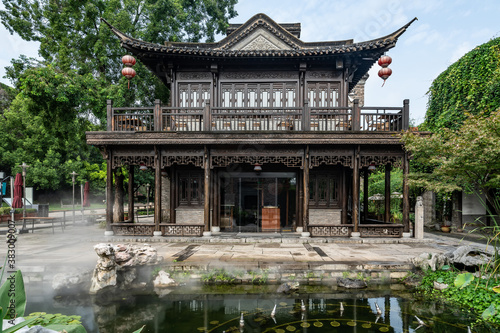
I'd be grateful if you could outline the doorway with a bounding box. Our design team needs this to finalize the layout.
[219,172,296,232]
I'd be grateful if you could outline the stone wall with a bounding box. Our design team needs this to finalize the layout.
[309,209,341,225]
[176,207,204,224]
[422,191,436,227]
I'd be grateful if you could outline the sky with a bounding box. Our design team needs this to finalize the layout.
[1,0,499,124]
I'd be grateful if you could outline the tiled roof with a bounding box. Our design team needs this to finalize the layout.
[101,14,417,59]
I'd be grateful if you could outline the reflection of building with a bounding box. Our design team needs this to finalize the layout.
[87,14,417,237]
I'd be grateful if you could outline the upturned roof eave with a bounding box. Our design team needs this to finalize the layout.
[101,16,417,58]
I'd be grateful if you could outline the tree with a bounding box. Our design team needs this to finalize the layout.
[402,110,500,207]
[423,37,500,132]
[1,0,237,109]
[0,0,237,192]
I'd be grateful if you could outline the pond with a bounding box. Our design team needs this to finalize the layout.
[26,285,496,333]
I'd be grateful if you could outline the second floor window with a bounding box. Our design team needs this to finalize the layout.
[221,83,297,108]
[308,82,339,108]
[178,83,211,107]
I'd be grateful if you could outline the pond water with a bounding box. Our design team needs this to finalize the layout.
[26,285,496,333]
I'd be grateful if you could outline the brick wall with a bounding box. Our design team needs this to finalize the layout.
[309,209,342,225]
[348,74,368,107]
[176,207,204,224]
[161,175,171,222]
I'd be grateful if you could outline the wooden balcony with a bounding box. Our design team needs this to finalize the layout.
[106,99,409,133]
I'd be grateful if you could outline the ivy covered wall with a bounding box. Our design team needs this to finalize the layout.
[424,37,500,131]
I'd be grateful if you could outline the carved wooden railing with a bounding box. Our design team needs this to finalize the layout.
[107,99,409,133]
[309,225,353,237]
[309,223,404,237]
[111,223,205,236]
[112,223,155,236]
[358,224,404,238]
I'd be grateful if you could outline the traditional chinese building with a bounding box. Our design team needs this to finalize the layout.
[87,14,417,238]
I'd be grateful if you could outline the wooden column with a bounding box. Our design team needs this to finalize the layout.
[302,146,310,232]
[154,147,162,232]
[352,147,360,233]
[128,165,135,223]
[204,147,211,232]
[385,164,392,222]
[106,151,113,232]
[352,99,360,131]
[107,100,113,131]
[212,169,219,228]
[363,168,369,222]
[170,166,176,224]
[296,172,303,229]
[403,152,410,233]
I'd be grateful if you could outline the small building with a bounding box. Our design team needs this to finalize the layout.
[87,14,416,238]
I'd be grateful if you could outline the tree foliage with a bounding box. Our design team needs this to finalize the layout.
[0,0,237,192]
[423,37,500,131]
[402,110,500,203]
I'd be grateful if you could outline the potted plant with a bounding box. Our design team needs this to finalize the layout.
[441,220,451,233]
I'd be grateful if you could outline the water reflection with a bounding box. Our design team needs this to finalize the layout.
[27,286,495,333]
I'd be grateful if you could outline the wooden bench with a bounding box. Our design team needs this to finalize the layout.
[20,216,60,233]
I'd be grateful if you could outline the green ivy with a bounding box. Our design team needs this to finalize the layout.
[424,37,500,132]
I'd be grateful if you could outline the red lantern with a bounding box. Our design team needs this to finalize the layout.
[122,55,136,67]
[122,67,136,89]
[378,67,392,86]
[378,55,392,68]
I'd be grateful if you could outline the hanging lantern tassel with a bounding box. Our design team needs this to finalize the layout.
[122,67,136,89]
[121,55,137,89]
[378,67,392,87]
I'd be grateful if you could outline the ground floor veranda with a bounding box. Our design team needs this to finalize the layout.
[103,144,411,238]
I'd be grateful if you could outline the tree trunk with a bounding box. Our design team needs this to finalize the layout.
[113,168,125,222]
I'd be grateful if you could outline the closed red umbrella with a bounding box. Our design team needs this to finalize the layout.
[83,181,90,207]
[12,173,23,208]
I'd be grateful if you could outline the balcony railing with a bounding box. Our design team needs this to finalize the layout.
[107,99,409,133]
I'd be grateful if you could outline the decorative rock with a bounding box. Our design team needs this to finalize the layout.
[153,271,179,288]
[433,281,449,290]
[337,278,367,289]
[276,281,299,293]
[444,246,493,268]
[90,243,162,294]
[52,270,92,294]
[410,252,448,271]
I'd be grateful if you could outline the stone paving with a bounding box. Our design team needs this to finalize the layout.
[2,217,487,288]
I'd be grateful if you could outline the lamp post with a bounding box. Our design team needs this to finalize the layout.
[19,162,30,233]
[70,171,78,224]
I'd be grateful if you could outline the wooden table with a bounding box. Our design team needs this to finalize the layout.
[20,216,59,233]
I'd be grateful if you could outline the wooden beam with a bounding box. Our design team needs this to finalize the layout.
[154,147,162,231]
[204,147,211,232]
[106,152,113,231]
[302,146,310,231]
[363,168,369,222]
[352,146,360,232]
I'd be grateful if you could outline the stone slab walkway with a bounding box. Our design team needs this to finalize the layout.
[2,220,487,289]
